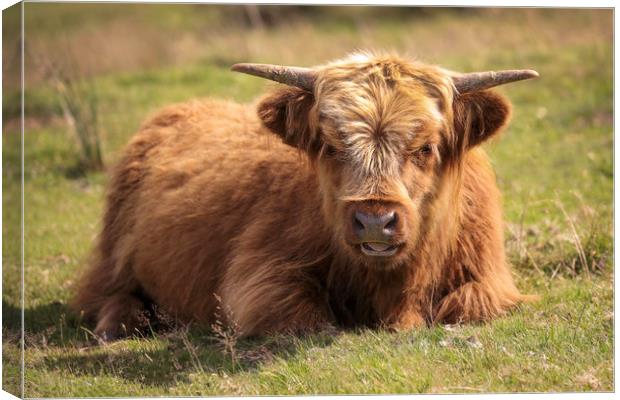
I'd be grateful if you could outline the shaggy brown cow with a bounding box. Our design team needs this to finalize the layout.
[72,52,538,340]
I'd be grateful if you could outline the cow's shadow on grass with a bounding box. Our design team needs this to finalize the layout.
[42,331,336,388]
[3,298,73,336]
[3,299,338,389]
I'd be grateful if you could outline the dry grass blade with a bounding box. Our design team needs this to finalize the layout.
[446,386,486,392]
[506,223,543,276]
[211,294,243,372]
[178,324,205,374]
[554,192,589,278]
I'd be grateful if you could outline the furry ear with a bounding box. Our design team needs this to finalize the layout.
[257,86,321,154]
[452,90,512,151]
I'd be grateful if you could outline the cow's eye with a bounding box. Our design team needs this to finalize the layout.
[323,145,338,158]
[419,144,432,155]
[410,144,433,166]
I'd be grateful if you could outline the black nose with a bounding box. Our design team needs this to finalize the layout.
[353,210,397,241]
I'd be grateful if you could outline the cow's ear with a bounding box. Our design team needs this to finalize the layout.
[257,86,321,154]
[452,90,512,150]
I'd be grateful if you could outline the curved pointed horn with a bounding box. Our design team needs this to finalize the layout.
[453,69,539,94]
[231,63,316,91]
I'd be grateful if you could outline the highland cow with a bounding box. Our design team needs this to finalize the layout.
[72,52,538,340]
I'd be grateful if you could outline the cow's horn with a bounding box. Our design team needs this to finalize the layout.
[231,63,316,91]
[453,69,539,94]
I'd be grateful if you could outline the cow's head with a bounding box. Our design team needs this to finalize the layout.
[233,53,537,268]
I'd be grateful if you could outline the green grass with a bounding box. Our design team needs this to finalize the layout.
[2,6,613,396]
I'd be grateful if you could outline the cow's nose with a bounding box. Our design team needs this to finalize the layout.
[353,210,397,241]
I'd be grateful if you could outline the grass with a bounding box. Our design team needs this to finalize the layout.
[2,5,613,396]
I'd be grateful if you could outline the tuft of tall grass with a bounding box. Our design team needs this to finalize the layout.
[506,192,610,279]
[35,54,104,172]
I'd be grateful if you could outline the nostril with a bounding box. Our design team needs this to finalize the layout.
[353,212,366,234]
[384,211,398,231]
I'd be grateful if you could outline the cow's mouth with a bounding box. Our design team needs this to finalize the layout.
[360,242,400,257]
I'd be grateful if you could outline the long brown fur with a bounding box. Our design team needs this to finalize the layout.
[72,52,534,339]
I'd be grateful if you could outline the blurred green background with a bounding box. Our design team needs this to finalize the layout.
[2,4,613,396]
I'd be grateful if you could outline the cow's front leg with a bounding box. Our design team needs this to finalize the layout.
[219,263,334,337]
[433,280,526,324]
[377,297,427,331]
[388,308,426,331]
[221,287,334,337]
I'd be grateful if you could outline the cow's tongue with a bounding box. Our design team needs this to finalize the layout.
[365,242,390,252]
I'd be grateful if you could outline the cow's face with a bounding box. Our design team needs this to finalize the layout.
[256,54,515,268]
[312,60,451,266]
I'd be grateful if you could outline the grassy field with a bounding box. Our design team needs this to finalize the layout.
[2,5,613,396]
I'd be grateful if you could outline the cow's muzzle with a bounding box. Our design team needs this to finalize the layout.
[347,202,406,257]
